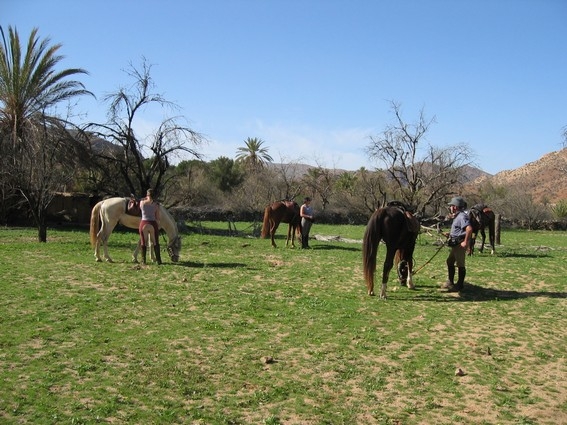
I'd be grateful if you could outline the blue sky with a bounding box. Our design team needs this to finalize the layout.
[5,0,567,174]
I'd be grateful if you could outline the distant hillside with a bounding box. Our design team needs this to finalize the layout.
[270,162,491,182]
[472,148,567,204]
[272,150,567,205]
[461,164,492,183]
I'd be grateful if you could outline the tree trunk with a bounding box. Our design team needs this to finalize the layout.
[37,213,48,243]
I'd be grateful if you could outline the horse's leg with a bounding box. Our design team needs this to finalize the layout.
[94,235,103,262]
[292,224,296,248]
[406,257,415,289]
[93,217,105,262]
[291,223,296,248]
[395,250,415,290]
[286,223,295,248]
[395,250,404,285]
[380,247,396,299]
[132,240,140,263]
[271,221,279,248]
[479,227,486,253]
[98,220,118,263]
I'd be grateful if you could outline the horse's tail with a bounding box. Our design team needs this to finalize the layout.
[362,208,384,293]
[261,206,271,238]
[89,201,102,247]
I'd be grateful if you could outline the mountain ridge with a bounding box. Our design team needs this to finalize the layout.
[472,148,567,204]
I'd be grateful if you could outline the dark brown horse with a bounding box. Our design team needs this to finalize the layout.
[261,200,302,248]
[362,203,420,298]
[468,204,496,255]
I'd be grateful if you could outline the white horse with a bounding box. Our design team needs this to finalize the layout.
[89,197,181,263]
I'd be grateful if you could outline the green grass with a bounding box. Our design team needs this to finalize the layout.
[0,224,566,424]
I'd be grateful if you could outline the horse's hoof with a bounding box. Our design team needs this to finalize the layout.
[368,291,375,296]
[105,259,114,263]
[95,258,102,263]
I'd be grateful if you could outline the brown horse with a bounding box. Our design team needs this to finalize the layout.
[261,200,302,248]
[362,203,420,298]
[468,204,496,255]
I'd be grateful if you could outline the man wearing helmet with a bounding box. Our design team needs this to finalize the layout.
[443,196,473,292]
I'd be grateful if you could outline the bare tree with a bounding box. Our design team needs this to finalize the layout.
[301,166,335,210]
[86,58,204,198]
[367,101,474,215]
[272,155,305,201]
[232,167,279,215]
[13,119,90,240]
[354,167,389,213]
[500,185,550,229]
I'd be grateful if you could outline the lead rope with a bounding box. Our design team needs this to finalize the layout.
[412,236,449,276]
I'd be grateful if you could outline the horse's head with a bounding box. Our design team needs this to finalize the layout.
[167,235,182,262]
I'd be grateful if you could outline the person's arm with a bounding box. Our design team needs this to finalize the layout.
[461,225,473,250]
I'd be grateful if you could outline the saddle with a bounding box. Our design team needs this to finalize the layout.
[387,201,420,234]
[126,197,142,217]
[471,203,487,213]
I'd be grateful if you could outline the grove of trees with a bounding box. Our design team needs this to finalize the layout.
[1,26,565,240]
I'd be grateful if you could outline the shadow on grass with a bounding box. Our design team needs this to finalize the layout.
[174,261,249,269]
[495,252,551,258]
[457,282,567,301]
[313,244,360,252]
[394,282,567,302]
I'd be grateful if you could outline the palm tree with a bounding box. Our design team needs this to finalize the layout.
[235,137,274,172]
[0,26,92,241]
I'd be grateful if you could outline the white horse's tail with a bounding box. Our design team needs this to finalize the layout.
[90,201,102,247]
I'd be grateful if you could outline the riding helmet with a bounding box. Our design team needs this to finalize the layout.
[448,196,467,209]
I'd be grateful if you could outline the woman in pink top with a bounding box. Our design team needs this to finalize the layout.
[139,189,162,264]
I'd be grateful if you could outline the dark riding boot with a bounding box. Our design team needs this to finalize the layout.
[443,265,455,289]
[455,267,466,291]
[302,235,309,249]
[141,246,147,265]
[154,245,162,265]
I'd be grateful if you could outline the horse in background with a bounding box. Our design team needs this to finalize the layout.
[89,197,181,263]
[362,202,420,299]
[468,204,496,255]
[261,200,302,248]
